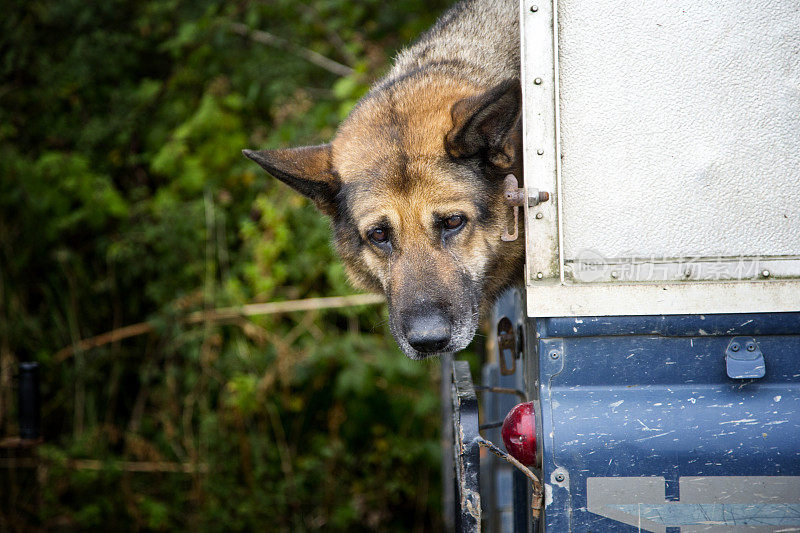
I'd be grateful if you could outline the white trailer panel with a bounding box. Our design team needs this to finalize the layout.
[521,0,800,317]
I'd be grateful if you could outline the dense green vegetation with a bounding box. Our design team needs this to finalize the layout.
[0,0,456,529]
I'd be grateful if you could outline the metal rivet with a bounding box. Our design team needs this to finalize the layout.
[535,212,543,219]
[555,473,565,482]
[746,343,756,352]
[536,148,544,155]
[549,350,560,360]
[536,272,544,279]
[730,343,740,352]
[610,271,619,279]
[762,270,771,278]
[534,78,543,85]
[530,5,539,12]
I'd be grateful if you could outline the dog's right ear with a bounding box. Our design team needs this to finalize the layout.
[445,79,522,169]
[242,144,339,216]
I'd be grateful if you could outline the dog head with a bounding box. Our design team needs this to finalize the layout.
[244,77,524,359]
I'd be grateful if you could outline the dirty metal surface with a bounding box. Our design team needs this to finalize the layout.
[452,360,481,531]
[557,0,800,262]
[539,313,800,339]
[531,312,800,532]
[482,288,536,532]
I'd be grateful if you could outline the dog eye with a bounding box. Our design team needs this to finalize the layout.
[442,215,465,231]
[368,227,389,244]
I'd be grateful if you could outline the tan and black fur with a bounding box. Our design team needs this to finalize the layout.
[244,0,523,359]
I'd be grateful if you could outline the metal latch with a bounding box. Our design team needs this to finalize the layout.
[501,174,549,242]
[725,337,766,379]
[497,316,519,375]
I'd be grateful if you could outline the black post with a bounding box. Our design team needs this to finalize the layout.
[18,362,40,440]
[452,360,481,532]
[512,469,529,533]
[441,353,456,532]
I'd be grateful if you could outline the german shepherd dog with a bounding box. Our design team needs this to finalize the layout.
[244,0,522,360]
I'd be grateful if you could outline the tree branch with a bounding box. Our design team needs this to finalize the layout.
[0,457,209,473]
[53,293,385,362]
[229,22,355,78]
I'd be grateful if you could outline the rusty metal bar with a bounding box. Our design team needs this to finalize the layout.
[451,360,544,530]
[475,436,543,522]
[473,385,527,403]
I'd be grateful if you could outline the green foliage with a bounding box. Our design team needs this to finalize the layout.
[0,0,455,530]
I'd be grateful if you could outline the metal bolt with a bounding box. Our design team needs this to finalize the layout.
[549,350,560,360]
[762,270,771,278]
[528,189,550,207]
[730,343,740,352]
[534,77,543,85]
[746,343,756,352]
[536,272,544,279]
[536,148,544,155]
[530,5,539,12]
[610,271,619,279]
[555,473,565,482]
[536,212,543,219]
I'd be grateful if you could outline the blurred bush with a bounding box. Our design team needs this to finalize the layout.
[0,0,453,530]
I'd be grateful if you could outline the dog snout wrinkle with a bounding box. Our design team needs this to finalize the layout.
[404,313,451,353]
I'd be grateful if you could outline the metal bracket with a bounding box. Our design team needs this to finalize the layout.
[502,174,549,242]
[725,336,766,379]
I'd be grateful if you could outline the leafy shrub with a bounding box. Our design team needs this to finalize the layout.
[0,0,454,530]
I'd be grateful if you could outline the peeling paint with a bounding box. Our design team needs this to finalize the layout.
[544,484,553,507]
[535,308,800,531]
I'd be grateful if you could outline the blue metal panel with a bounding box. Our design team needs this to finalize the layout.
[541,312,800,338]
[533,313,800,532]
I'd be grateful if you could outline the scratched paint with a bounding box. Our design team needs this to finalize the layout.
[533,313,800,532]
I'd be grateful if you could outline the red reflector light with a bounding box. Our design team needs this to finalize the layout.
[501,401,537,466]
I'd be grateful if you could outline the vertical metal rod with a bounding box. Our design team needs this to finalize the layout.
[18,362,40,440]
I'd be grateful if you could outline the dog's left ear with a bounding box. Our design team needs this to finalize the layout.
[242,144,339,216]
[445,79,522,169]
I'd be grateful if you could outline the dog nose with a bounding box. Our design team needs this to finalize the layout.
[404,314,451,353]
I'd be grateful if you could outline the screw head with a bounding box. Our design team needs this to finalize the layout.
[610,271,619,279]
[530,5,539,12]
[536,212,543,219]
[730,343,740,352]
[746,343,756,352]
[536,148,544,155]
[549,350,559,360]
[536,272,544,279]
[555,473,565,482]
[762,269,771,278]
[534,77,543,85]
